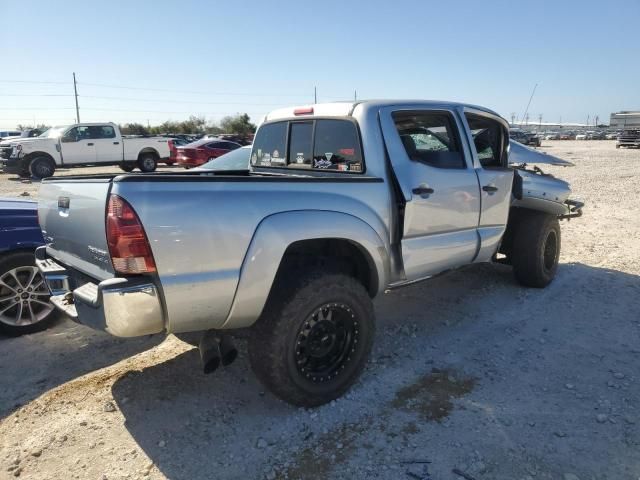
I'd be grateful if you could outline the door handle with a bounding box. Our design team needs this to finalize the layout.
[87,143,94,146]
[412,186,435,196]
[482,185,498,193]
[113,141,120,145]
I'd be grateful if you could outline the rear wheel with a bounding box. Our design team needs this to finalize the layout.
[28,156,55,179]
[249,269,375,407]
[0,252,57,336]
[512,211,561,288]
[137,153,157,172]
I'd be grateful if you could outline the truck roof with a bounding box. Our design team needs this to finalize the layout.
[263,99,504,123]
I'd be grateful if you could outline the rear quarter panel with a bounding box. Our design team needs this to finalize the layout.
[0,204,43,254]
[111,177,391,332]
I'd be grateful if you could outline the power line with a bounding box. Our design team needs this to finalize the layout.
[0,79,69,85]
[79,95,291,106]
[0,94,74,97]
[78,81,314,98]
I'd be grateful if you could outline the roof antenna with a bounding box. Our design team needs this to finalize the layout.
[521,83,537,128]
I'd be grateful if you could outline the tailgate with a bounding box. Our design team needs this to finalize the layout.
[38,177,115,281]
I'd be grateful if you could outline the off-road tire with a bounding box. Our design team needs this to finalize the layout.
[137,153,157,173]
[248,269,375,407]
[119,163,135,172]
[0,252,58,336]
[512,211,561,288]
[28,155,56,179]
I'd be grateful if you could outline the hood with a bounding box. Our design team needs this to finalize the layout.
[508,140,574,166]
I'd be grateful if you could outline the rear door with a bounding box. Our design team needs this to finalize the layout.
[92,125,122,163]
[60,126,97,164]
[379,106,481,280]
[462,109,514,262]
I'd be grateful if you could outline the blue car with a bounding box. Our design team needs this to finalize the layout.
[0,198,56,335]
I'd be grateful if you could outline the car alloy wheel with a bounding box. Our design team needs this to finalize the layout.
[0,266,53,327]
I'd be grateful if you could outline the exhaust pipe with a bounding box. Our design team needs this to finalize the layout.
[219,335,238,367]
[199,330,221,374]
[199,331,238,373]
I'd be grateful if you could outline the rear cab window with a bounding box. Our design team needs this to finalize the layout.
[251,119,364,173]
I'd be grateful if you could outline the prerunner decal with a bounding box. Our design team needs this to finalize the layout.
[314,158,333,169]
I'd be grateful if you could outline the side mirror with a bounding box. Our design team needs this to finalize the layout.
[61,135,75,143]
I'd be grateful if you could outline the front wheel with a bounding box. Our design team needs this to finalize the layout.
[248,270,375,407]
[119,163,135,172]
[0,252,57,335]
[28,156,56,179]
[512,211,561,288]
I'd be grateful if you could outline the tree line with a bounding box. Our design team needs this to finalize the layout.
[17,113,256,136]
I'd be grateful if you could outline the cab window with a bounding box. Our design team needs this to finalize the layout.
[251,119,364,173]
[393,111,465,169]
[288,122,313,169]
[312,120,362,172]
[465,114,508,168]
[251,122,287,167]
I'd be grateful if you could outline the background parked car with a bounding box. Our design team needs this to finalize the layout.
[0,130,22,141]
[194,144,252,171]
[176,138,242,168]
[0,198,56,335]
[509,130,541,147]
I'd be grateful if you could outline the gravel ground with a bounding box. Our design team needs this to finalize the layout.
[1,140,639,480]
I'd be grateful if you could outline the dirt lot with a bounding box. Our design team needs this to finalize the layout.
[1,141,639,480]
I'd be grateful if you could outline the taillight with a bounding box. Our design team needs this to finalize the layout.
[106,195,156,274]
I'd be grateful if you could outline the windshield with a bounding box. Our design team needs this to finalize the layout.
[196,146,251,171]
[39,126,68,138]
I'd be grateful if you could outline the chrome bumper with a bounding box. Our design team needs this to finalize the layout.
[35,247,165,337]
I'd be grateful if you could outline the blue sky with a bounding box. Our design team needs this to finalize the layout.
[1,0,638,128]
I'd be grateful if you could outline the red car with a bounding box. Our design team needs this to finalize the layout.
[175,138,242,168]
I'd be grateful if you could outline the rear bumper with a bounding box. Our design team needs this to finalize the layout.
[35,247,165,337]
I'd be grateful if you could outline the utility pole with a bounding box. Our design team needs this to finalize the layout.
[538,114,543,129]
[314,86,317,104]
[73,72,80,123]
[511,112,516,126]
[354,90,357,102]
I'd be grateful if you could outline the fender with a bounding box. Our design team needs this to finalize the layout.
[221,210,390,329]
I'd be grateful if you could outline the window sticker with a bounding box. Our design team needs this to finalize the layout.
[339,148,355,156]
[350,162,362,172]
[262,153,271,166]
[251,153,257,164]
[314,158,333,169]
[338,164,349,171]
[296,153,304,164]
[325,152,333,162]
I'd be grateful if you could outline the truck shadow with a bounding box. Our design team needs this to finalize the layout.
[109,262,640,480]
[0,318,162,418]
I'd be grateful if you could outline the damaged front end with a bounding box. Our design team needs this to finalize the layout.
[509,140,584,219]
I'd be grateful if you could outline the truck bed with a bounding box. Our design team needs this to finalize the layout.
[38,170,391,334]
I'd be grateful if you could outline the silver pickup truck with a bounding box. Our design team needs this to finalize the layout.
[36,100,582,406]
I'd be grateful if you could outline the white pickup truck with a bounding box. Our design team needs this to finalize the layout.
[0,123,173,178]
